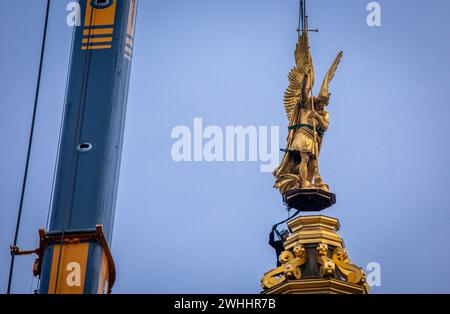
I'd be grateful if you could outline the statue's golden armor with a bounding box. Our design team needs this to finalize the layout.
[290,107,329,157]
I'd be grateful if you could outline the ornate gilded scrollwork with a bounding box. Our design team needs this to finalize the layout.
[315,244,368,290]
[261,242,307,289]
[316,243,336,278]
[331,247,367,287]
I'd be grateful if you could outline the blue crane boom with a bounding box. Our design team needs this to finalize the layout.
[9,0,139,294]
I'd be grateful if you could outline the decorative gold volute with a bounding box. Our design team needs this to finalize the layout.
[316,243,335,278]
[332,247,368,288]
[261,242,307,290]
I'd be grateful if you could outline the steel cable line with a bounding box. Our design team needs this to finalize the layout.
[7,0,52,295]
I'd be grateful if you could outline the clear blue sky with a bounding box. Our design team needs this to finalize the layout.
[1,0,450,293]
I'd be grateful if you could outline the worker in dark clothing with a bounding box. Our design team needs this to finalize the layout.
[269,225,289,267]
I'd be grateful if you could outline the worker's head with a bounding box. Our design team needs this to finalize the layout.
[281,230,289,241]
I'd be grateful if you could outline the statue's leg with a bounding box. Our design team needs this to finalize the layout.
[307,156,316,185]
[299,152,310,188]
[312,158,329,191]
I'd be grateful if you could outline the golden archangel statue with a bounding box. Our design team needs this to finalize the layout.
[274,31,343,196]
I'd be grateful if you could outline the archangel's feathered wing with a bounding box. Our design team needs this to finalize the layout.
[274,33,314,187]
[283,32,314,123]
[318,51,343,103]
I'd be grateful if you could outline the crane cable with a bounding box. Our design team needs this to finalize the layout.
[7,0,52,295]
[273,207,302,230]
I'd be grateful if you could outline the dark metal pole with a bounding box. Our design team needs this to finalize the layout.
[297,0,318,34]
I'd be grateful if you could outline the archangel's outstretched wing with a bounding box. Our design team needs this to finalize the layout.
[283,32,314,123]
[318,51,343,103]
